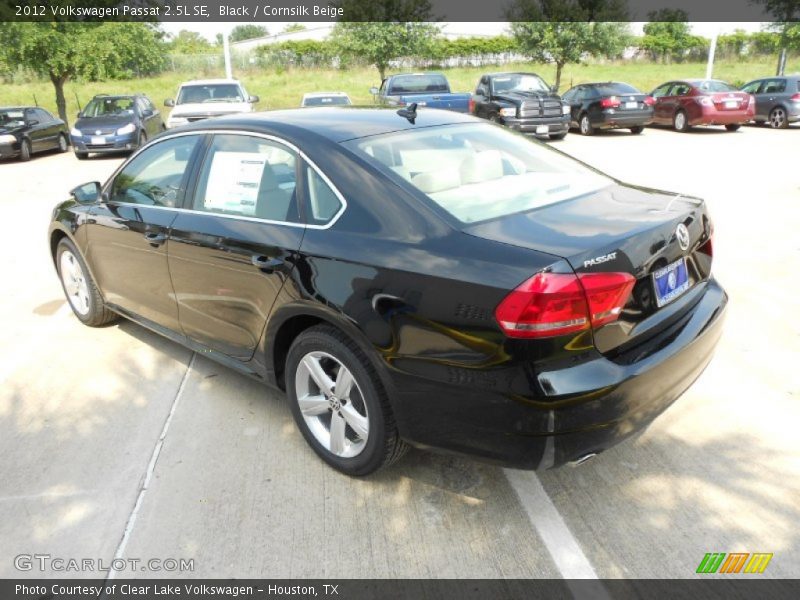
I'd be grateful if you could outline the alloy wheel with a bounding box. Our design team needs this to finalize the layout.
[294,351,369,458]
[60,250,91,316]
[674,112,686,131]
[769,107,787,129]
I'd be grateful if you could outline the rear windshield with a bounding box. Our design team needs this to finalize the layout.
[303,96,351,107]
[177,84,244,104]
[491,74,549,94]
[694,80,737,93]
[344,123,612,225]
[82,97,135,117]
[387,75,449,95]
[592,83,639,96]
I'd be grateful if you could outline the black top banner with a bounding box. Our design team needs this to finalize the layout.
[2,0,798,22]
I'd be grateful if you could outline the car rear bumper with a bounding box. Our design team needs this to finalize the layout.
[595,109,653,129]
[503,116,570,138]
[693,109,754,126]
[389,277,727,469]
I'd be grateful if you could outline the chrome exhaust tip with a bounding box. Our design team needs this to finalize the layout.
[569,453,597,467]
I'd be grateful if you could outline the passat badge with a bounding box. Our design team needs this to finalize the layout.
[676,224,690,251]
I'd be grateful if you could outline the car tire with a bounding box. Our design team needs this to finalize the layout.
[75,151,88,160]
[285,325,407,476]
[138,130,148,148]
[56,238,118,327]
[769,106,788,129]
[489,113,501,124]
[579,113,594,136]
[549,132,567,140]
[725,124,741,132]
[673,110,690,132]
[57,134,69,152]
[19,139,31,161]
[629,126,644,134]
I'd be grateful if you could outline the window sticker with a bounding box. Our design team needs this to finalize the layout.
[203,152,266,216]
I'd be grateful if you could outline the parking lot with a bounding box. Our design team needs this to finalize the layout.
[1,123,798,581]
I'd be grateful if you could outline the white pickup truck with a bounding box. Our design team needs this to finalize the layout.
[164,79,259,129]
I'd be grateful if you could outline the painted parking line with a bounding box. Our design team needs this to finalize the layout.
[504,469,611,597]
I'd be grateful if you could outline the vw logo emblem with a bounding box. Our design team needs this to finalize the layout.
[667,270,677,290]
[675,224,690,251]
[95,130,102,135]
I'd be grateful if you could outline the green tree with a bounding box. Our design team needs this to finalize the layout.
[640,10,695,64]
[507,1,630,90]
[754,0,800,74]
[229,25,269,43]
[0,22,166,124]
[168,30,213,54]
[331,0,440,80]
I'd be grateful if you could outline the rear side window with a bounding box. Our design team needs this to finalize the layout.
[109,135,200,207]
[763,79,786,94]
[388,74,449,94]
[305,166,343,225]
[192,134,299,222]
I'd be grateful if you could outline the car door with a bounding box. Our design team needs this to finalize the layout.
[167,132,306,360]
[139,97,161,137]
[473,77,490,118]
[561,87,580,125]
[34,108,61,149]
[762,78,787,118]
[650,83,674,124]
[24,108,47,152]
[742,79,765,119]
[86,134,205,332]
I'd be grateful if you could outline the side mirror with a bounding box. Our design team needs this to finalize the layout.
[369,87,379,96]
[70,181,101,204]
[142,109,153,117]
[164,99,175,107]
[249,95,259,103]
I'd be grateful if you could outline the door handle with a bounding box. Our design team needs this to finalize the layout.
[144,232,167,247]
[251,255,284,273]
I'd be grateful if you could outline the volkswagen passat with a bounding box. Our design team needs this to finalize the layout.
[49,108,726,475]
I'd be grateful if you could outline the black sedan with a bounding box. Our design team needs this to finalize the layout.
[561,82,655,135]
[49,108,726,475]
[0,106,69,161]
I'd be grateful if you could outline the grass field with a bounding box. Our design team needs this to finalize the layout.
[2,58,798,123]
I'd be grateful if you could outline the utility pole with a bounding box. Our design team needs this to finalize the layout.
[705,28,719,80]
[223,32,233,79]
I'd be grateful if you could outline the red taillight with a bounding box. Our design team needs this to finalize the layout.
[600,96,621,109]
[494,271,635,339]
[791,93,800,102]
[468,98,475,114]
[644,96,655,106]
[699,221,714,258]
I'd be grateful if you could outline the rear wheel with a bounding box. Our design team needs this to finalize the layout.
[19,139,31,161]
[56,238,118,326]
[286,325,407,476]
[673,110,690,132]
[629,125,644,134]
[57,134,68,152]
[579,113,594,136]
[769,106,788,129]
[725,124,741,132]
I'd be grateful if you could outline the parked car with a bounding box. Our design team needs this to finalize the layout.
[370,72,471,113]
[561,82,655,135]
[471,72,570,140]
[70,94,164,159]
[164,79,258,128]
[0,106,69,161]
[650,79,754,132]
[301,92,352,107]
[741,75,800,129]
[49,107,726,475]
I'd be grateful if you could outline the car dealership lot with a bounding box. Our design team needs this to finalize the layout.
[1,125,798,580]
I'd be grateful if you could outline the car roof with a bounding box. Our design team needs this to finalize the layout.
[178,107,477,143]
[302,92,350,98]
[487,72,543,78]
[0,106,32,110]
[179,79,242,86]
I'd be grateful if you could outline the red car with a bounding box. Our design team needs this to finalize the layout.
[650,79,755,132]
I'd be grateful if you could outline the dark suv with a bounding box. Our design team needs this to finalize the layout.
[70,94,164,159]
[741,75,800,129]
[471,72,570,140]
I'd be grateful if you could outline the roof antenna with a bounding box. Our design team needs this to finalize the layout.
[397,102,418,124]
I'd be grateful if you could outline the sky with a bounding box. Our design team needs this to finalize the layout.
[160,21,768,42]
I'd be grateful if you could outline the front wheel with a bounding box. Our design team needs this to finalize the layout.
[286,325,407,476]
[57,134,68,152]
[56,238,118,327]
[19,139,31,161]
[629,126,644,134]
[579,113,594,136]
[137,130,148,149]
[725,124,741,132]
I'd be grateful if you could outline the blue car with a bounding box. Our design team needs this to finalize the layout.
[70,94,164,159]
